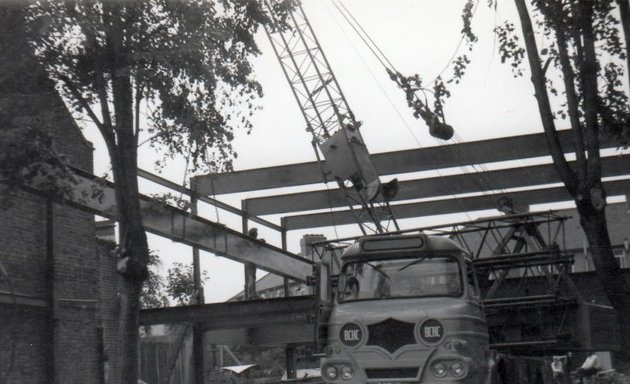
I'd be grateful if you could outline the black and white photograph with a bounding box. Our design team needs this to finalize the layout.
[1,0,629,383]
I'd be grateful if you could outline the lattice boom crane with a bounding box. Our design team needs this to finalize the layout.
[263,1,399,235]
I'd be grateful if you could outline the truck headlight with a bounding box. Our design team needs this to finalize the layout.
[340,364,355,380]
[323,365,338,380]
[431,362,448,378]
[450,360,468,378]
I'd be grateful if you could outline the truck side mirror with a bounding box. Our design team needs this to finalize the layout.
[314,261,333,350]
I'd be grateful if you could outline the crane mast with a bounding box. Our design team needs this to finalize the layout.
[263,1,399,235]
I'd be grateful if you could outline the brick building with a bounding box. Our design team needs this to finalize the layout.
[0,6,118,383]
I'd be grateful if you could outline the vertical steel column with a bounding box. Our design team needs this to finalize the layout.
[242,201,256,300]
[190,193,205,384]
[45,197,57,384]
[285,344,297,380]
[281,226,290,297]
[280,222,296,379]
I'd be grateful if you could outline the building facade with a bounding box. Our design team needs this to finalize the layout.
[0,6,118,383]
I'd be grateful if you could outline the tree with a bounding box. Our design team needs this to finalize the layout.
[24,1,294,382]
[510,0,630,357]
[425,0,630,355]
[140,251,169,309]
[166,262,209,306]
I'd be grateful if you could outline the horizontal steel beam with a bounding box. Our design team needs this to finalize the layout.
[281,179,630,230]
[52,170,313,282]
[138,169,283,232]
[244,156,630,215]
[139,295,315,327]
[192,130,618,195]
[204,324,313,345]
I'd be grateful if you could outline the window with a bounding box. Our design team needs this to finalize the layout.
[338,254,463,302]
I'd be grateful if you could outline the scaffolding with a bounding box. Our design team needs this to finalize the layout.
[310,210,620,354]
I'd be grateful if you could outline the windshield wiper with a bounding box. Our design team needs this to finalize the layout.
[398,254,430,272]
[359,257,390,280]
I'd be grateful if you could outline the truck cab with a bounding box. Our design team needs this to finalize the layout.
[319,233,491,383]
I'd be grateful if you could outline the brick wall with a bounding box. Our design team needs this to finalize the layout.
[98,238,120,384]
[0,5,108,384]
[0,193,103,383]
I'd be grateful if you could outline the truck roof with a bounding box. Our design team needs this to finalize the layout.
[341,233,466,260]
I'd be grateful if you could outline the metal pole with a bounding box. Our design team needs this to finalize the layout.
[280,223,296,379]
[191,192,205,384]
[285,344,297,380]
[46,197,57,384]
[281,227,290,297]
[242,201,256,300]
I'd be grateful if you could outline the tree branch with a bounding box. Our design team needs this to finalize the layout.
[514,0,578,194]
[65,1,116,139]
[59,74,116,153]
[616,0,630,86]
[578,0,603,188]
[554,7,587,181]
[134,79,143,146]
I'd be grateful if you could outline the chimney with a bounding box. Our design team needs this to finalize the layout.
[300,234,327,260]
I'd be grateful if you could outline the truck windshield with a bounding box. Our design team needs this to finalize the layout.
[338,255,462,302]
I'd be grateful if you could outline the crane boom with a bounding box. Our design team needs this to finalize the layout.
[263,1,399,234]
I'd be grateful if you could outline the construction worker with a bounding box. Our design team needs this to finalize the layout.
[576,352,601,384]
[551,355,567,384]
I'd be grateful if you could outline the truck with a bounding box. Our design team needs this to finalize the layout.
[318,233,492,383]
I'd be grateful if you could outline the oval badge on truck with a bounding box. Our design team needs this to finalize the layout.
[340,323,363,347]
[419,319,444,344]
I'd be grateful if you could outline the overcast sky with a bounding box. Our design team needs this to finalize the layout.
[84,1,595,302]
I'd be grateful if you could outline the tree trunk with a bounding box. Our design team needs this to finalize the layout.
[102,3,151,382]
[576,198,630,358]
[113,142,150,384]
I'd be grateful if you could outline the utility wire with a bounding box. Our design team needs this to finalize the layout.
[331,0,398,71]
[327,0,511,222]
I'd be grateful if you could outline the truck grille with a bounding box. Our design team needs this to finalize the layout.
[365,368,419,379]
[367,318,416,353]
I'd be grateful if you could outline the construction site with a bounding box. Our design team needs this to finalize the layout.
[1,1,629,384]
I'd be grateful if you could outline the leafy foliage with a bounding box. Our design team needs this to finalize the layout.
[529,0,629,146]
[140,256,212,308]
[495,21,526,76]
[140,251,169,309]
[166,262,209,306]
[0,126,76,201]
[388,0,485,141]
[27,0,293,174]
[387,69,454,140]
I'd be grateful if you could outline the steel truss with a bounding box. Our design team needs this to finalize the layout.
[443,212,580,353]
